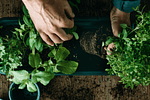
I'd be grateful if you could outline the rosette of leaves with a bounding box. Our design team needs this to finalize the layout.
[104,6,150,89]
[8,4,79,92]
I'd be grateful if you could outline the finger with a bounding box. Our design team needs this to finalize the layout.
[48,33,64,44]
[39,31,54,46]
[107,47,113,55]
[54,28,73,41]
[64,3,75,19]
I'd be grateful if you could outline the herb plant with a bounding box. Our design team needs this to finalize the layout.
[104,6,150,89]
[0,3,79,92]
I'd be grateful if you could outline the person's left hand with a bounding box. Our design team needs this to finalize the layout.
[105,6,131,55]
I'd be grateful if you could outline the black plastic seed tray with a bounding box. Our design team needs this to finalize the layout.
[0,17,112,75]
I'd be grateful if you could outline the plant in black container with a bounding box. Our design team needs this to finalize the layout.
[104,6,150,89]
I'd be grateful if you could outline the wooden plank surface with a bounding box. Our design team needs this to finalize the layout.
[0,0,150,100]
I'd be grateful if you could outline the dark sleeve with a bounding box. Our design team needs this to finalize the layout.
[113,0,141,13]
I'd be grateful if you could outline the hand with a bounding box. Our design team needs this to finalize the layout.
[105,6,131,55]
[22,0,75,46]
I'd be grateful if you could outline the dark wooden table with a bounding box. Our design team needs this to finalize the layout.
[0,0,150,100]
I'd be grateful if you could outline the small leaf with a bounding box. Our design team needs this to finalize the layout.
[122,29,128,38]
[105,37,114,46]
[72,32,79,40]
[35,37,43,52]
[26,80,37,92]
[23,5,29,17]
[18,83,26,89]
[120,23,128,28]
[23,15,32,27]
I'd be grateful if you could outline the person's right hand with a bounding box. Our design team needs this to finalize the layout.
[22,0,75,46]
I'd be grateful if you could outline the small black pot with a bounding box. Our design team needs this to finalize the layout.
[9,82,40,100]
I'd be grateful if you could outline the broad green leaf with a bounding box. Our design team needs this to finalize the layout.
[29,53,42,68]
[57,61,78,74]
[55,47,70,62]
[9,70,30,84]
[72,32,79,40]
[23,15,32,27]
[26,80,37,92]
[33,71,55,86]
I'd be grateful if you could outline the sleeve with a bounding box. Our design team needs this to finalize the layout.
[113,0,141,13]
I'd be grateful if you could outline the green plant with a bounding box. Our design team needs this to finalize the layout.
[104,6,150,89]
[0,4,79,92]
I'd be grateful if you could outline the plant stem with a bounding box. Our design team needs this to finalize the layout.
[32,47,35,55]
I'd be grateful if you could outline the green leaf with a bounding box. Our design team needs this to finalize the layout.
[18,83,26,89]
[29,38,36,49]
[105,37,114,46]
[23,15,32,27]
[29,53,42,68]
[48,48,56,57]
[32,71,55,86]
[72,32,79,40]
[122,29,128,38]
[118,73,124,78]
[57,61,78,74]
[26,80,37,92]
[131,84,134,89]
[35,37,43,52]
[9,70,30,84]
[55,47,70,62]
[23,5,29,17]
[120,23,128,29]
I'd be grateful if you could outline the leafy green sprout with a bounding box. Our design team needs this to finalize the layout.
[104,5,150,90]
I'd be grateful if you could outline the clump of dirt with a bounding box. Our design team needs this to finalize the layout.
[80,26,113,59]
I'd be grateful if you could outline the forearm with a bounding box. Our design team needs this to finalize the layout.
[113,0,141,13]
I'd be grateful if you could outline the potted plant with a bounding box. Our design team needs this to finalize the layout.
[0,0,80,97]
[9,82,40,100]
[104,6,150,89]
